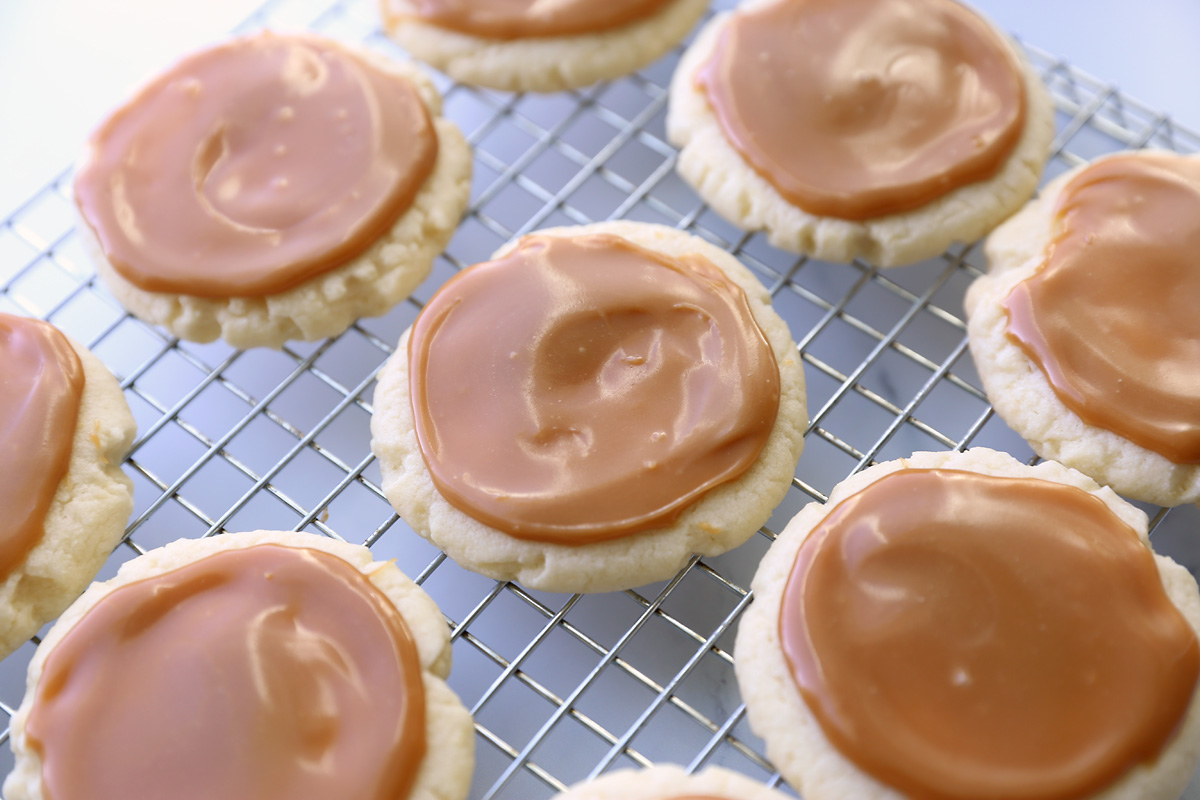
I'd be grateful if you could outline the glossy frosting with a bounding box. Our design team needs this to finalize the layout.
[25,545,427,800]
[0,314,84,582]
[780,469,1199,800]
[394,0,674,39]
[74,33,438,298]
[696,0,1026,220]
[1004,153,1200,463]
[408,233,781,544]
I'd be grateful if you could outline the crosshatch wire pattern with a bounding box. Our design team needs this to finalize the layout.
[2,0,1200,796]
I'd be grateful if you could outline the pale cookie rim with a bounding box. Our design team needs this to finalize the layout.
[965,150,1200,507]
[78,35,472,350]
[554,763,793,799]
[3,531,476,800]
[370,220,807,594]
[381,0,707,93]
[735,447,1200,800]
[0,330,135,660]
[666,1,1056,267]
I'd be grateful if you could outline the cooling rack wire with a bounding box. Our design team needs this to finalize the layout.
[2,0,1199,796]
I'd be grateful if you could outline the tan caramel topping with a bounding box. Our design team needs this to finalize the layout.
[780,469,1199,800]
[1004,153,1200,463]
[0,314,84,582]
[409,233,781,544]
[25,545,427,800]
[390,0,674,39]
[696,0,1026,221]
[74,33,438,298]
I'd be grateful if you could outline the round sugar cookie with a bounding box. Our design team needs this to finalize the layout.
[736,448,1200,800]
[75,33,472,350]
[554,764,792,799]
[666,0,1055,267]
[370,220,807,593]
[966,150,1200,507]
[381,0,706,92]
[1,316,135,661]
[3,531,475,800]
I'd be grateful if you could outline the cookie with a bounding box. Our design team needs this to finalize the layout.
[75,32,471,349]
[371,220,806,593]
[380,0,706,92]
[3,531,475,800]
[554,764,792,799]
[0,314,135,660]
[966,150,1200,507]
[667,0,1055,267]
[736,448,1200,800]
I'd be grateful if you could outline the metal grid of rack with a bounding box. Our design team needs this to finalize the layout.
[2,0,1199,796]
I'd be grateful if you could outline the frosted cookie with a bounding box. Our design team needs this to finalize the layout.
[967,151,1200,507]
[555,764,791,799]
[380,0,706,92]
[371,221,806,593]
[75,32,471,349]
[0,314,135,660]
[736,447,1200,800]
[4,531,475,800]
[667,0,1055,267]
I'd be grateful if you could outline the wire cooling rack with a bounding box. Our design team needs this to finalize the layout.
[3,0,1200,796]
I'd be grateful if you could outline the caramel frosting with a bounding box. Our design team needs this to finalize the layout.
[25,545,427,800]
[0,314,84,582]
[74,33,438,298]
[393,0,675,39]
[696,0,1027,221]
[1004,153,1200,464]
[408,233,781,544]
[780,469,1199,800]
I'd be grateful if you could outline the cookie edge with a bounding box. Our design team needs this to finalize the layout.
[3,530,476,800]
[77,39,472,350]
[370,219,807,593]
[554,764,793,798]
[964,150,1200,507]
[665,5,1056,267]
[734,447,1200,800]
[0,331,135,660]
[381,0,706,92]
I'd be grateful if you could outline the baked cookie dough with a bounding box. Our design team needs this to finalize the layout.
[554,764,792,799]
[3,531,475,800]
[380,0,706,92]
[667,0,1055,267]
[75,33,471,350]
[1,315,135,660]
[967,151,1200,507]
[736,448,1200,800]
[370,220,806,593]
